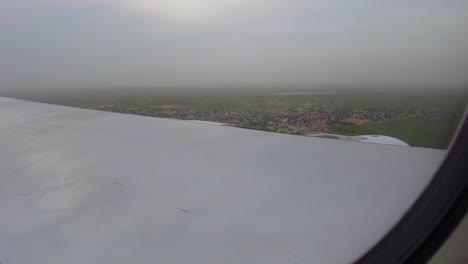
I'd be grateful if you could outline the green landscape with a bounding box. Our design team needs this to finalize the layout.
[2,88,466,149]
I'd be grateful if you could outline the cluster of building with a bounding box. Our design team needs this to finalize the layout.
[92,102,452,135]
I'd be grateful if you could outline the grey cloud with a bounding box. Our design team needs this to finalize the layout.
[1,0,467,90]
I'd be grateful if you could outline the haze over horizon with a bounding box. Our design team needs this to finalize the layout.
[1,0,468,91]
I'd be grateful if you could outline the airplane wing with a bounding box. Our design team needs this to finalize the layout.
[0,96,445,264]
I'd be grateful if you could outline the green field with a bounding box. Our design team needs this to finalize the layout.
[330,119,461,149]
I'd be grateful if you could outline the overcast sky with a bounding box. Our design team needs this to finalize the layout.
[1,0,468,90]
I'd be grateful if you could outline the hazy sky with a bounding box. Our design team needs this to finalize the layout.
[1,0,468,90]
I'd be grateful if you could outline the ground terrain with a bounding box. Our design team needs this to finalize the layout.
[2,88,466,149]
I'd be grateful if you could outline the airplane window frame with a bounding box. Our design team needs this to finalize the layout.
[356,111,468,264]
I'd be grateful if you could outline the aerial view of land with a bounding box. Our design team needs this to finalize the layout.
[2,87,466,149]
